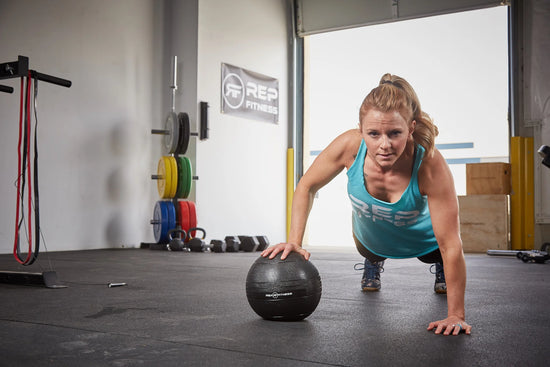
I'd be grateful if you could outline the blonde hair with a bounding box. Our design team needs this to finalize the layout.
[359,73,438,156]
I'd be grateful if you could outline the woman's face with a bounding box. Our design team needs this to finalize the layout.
[360,108,415,170]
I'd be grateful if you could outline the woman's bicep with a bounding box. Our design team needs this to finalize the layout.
[422,152,461,249]
[428,190,461,250]
[299,130,360,193]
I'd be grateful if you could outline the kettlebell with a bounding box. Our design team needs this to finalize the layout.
[186,227,207,252]
[168,228,188,251]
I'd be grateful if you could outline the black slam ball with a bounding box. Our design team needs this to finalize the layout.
[246,252,322,321]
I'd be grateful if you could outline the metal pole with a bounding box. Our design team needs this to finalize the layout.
[171,56,178,112]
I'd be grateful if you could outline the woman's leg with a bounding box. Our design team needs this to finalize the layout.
[417,248,446,294]
[417,248,443,264]
[353,234,386,291]
[353,234,386,262]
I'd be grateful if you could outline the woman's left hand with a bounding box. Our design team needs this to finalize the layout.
[427,316,471,335]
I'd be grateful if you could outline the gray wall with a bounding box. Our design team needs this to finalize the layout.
[0,0,164,252]
[195,0,290,241]
[0,0,291,254]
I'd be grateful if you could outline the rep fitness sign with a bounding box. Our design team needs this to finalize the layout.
[221,63,279,124]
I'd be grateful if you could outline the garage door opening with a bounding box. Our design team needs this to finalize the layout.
[303,6,509,248]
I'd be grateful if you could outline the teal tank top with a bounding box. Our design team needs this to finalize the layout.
[347,140,439,259]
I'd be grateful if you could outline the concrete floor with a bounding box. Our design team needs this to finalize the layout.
[0,248,548,366]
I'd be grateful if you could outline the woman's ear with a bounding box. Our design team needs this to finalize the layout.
[409,120,416,136]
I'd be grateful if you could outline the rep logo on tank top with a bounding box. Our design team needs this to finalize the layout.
[349,194,420,227]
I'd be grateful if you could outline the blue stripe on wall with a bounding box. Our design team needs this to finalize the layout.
[445,158,481,165]
[436,142,474,150]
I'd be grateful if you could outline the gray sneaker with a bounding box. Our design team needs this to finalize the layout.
[430,263,447,294]
[355,258,385,292]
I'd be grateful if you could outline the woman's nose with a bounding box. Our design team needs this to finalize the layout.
[380,135,390,148]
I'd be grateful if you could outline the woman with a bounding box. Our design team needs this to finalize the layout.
[262,73,471,336]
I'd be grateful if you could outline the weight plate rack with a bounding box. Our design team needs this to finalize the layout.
[142,56,208,250]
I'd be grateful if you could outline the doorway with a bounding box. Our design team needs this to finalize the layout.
[303,6,509,248]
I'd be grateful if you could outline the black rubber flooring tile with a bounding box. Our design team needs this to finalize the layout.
[0,249,548,366]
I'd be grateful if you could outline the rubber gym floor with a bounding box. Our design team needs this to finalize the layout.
[0,247,548,367]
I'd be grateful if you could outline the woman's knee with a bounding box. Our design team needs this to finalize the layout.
[417,249,443,264]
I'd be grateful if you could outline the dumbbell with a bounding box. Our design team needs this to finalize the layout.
[209,240,227,253]
[186,228,227,253]
[238,236,260,252]
[224,236,241,252]
[255,235,270,251]
[167,227,189,252]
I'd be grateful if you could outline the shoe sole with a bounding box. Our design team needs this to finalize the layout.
[434,289,447,294]
[362,287,380,292]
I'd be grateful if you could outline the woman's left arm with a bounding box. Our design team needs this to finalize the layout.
[420,150,472,336]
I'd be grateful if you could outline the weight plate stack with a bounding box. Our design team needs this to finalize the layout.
[152,201,167,243]
[166,201,176,239]
[156,156,180,199]
[181,156,192,198]
[168,156,178,198]
[153,201,177,243]
[176,156,185,198]
[156,157,171,199]
[164,111,179,154]
[176,112,190,155]
[188,201,197,237]
[178,201,190,233]
[177,200,197,238]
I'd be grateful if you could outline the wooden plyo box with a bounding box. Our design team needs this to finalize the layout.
[466,163,511,195]
[458,195,510,253]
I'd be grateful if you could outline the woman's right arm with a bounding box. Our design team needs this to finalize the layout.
[262,129,361,260]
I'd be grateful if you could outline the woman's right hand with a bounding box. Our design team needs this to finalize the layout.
[261,242,310,261]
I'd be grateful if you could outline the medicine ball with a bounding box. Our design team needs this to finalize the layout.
[245,252,322,321]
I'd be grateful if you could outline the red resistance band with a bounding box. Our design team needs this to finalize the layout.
[13,72,39,265]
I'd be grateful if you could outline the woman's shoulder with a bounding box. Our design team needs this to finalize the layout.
[332,128,362,166]
[334,128,362,149]
[419,147,445,168]
[418,148,454,194]
[315,129,362,169]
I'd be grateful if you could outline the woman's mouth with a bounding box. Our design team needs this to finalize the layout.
[378,153,393,159]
